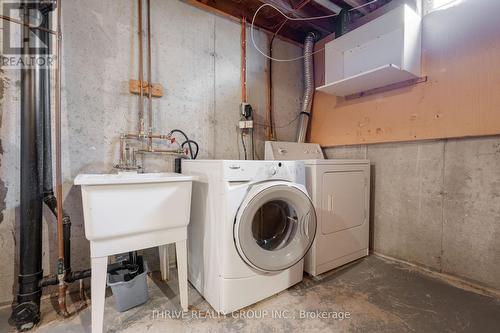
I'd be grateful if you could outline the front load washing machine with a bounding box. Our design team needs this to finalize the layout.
[182,160,317,313]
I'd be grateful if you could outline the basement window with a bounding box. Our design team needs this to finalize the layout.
[426,0,463,12]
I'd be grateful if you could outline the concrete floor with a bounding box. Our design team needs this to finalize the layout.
[2,255,499,332]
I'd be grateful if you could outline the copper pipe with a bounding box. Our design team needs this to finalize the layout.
[0,14,58,35]
[58,284,69,317]
[118,132,180,169]
[146,0,153,150]
[119,134,125,164]
[240,17,247,104]
[124,133,140,139]
[78,279,88,310]
[138,0,145,137]
[124,133,170,139]
[149,134,170,139]
[136,149,183,155]
[55,0,69,317]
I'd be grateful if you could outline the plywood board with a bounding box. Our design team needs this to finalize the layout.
[129,80,164,97]
[310,0,500,147]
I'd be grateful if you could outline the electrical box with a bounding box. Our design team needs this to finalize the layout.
[240,103,253,119]
[239,120,254,129]
[317,4,422,97]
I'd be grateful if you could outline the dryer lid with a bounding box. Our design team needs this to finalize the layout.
[234,181,317,272]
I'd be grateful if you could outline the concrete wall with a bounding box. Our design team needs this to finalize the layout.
[0,0,303,305]
[324,135,500,291]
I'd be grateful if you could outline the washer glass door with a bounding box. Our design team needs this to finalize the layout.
[234,183,317,272]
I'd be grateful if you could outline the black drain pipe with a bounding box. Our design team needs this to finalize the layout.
[10,1,91,330]
[10,2,46,330]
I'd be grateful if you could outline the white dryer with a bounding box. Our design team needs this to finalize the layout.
[182,160,317,313]
[265,142,370,276]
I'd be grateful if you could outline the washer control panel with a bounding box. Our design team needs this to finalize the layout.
[224,161,304,183]
[268,165,278,176]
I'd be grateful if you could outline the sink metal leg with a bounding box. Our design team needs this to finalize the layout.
[175,240,188,312]
[91,256,108,333]
[159,244,170,281]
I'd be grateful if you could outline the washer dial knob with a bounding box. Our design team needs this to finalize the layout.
[269,166,278,176]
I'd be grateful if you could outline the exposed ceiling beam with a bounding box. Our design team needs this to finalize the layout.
[348,0,399,29]
[184,0,382,43]
[343,0,370,14]
[292,0,313,11]
[257,0,333,35]
[313,0,343,13]
[184,0,304,45]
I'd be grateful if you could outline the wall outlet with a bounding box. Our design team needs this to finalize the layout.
[239,120,254,129]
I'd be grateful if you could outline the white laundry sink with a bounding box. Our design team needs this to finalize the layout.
[74,172,194,257]
[76,172,194,333]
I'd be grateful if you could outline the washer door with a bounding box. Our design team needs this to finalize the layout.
[234,182,317,272]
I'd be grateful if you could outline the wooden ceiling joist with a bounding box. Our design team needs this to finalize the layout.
[184,0,389,43]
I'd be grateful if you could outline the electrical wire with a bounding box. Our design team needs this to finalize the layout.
[251,129,255,160]
[236,129,242,159]
[254,113,301,129]
[250,0,379,62]
[241,131,248,160]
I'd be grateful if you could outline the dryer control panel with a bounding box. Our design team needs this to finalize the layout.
[264,141,324,160]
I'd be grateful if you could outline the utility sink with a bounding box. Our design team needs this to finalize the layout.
[75,172,194,333]
[74,172,194,257]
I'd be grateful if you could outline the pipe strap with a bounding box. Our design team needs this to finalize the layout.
[18,271,43,284]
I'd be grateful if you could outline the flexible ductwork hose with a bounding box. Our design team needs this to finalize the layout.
[296,32,316,143]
